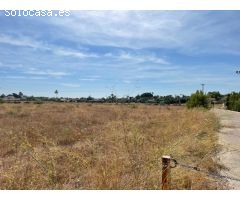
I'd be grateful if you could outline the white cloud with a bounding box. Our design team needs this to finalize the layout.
[5,75,26,79]
[61,83,81,88]
[157,76,234,84]
[25,69,69,77]
[44,11,240,55]
[103,51,169,65]
[116,51,169,64]
[123,80,131,84]
[55,48,98,58]
[0,34,98,59]
[0,62,23,69]
[79,78,98,81]
[47,11,184,49]
[43,11,182,48]
[78,75,101,81]
[0,34,47,49]
[29,76,47,80]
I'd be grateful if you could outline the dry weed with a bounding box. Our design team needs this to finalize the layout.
[0,103,223,189]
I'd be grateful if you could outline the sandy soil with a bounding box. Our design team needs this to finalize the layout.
[213,108,240,189]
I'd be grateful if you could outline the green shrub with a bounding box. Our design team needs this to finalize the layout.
[226,92,240,112]
[187,90,209,109]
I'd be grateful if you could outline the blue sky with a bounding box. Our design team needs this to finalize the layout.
[0,11,240,97]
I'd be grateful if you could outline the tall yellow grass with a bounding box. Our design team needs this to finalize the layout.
[0,103,224,189]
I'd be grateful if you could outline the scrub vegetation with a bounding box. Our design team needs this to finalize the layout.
[0,103,224,189]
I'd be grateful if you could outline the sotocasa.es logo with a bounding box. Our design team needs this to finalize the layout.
[3,10,71,17]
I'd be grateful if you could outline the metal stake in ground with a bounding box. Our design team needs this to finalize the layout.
[162,155,171,190]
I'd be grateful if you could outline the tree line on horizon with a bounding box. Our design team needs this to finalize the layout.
[0,91,226,105]
[2,90,240,112]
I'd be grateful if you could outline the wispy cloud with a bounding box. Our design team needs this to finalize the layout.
[55,48,99,58]
[0,34,98,59]
[123,80,131,84]
[61,83,81,88]
[0,34,47,49]
[105,51,169,64]
[0,62,23,69]
[29,76,47,80]
[79,78,98,81]
[4,75,26,79]
[44,11,240,55]
[25,69,69,77]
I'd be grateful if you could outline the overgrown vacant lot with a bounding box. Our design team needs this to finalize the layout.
[0,103,224,189]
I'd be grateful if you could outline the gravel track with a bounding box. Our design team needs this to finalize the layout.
[213,108,240,189]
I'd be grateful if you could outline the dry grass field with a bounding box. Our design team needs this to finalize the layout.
[0,103,225,189]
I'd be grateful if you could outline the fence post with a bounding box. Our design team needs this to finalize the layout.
[162,155,171,190]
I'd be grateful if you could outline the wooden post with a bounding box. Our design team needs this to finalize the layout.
[162,155,171,190]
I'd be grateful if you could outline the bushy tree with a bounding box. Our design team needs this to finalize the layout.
[87,96,94,101]
[12,93,20,98]
[106,93,117,103]
[187,90,209,109]
[54,90,59,98]
[207,91,222,101]
[135,92,155,103]
[226,92,240,112]
[140,92,154,98]
[163,95,175,104]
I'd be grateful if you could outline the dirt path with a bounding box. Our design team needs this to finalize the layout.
[213,108,240,189]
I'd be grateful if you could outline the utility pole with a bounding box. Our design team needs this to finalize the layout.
[179,94,183,106]
[201,83,205,93]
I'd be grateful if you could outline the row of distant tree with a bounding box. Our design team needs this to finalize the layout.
[0,91,227,105]
[2,90,240,113]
